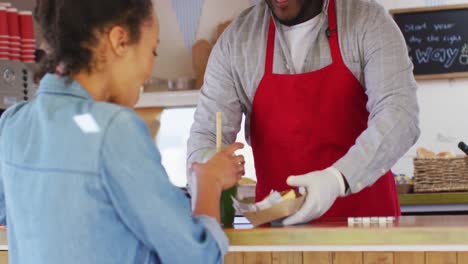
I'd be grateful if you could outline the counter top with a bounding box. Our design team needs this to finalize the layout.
[225,216,468,252]
[1,216,468,252]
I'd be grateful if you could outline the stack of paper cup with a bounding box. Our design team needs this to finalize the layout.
[6,7,20,61]
[19,10,35,63]
[0,6,9,60]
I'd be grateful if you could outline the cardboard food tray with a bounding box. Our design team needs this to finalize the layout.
[243,195,305,227]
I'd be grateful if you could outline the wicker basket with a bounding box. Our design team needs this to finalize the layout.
[413,156,468,193]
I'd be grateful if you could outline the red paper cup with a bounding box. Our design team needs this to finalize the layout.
[19,11,34,40]
[0,7,8,37]
[9,41,21,49]
[21,41,35,49]
[6,8,19,39]
[21,44,35,49]
[21,45,35,50]
[21,38,34,44]
[21,47,34,53]
[0,47,7,53]
[9,43,19,50]
[0,38,8,45]
[21,52,35,57]
[0,40,8,49]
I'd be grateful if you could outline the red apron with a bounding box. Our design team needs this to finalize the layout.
[250,0,400,220]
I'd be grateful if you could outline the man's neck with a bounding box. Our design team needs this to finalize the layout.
[282,0,324,26]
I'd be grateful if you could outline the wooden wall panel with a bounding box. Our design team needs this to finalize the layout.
[244,252,272,264]
[303,252,332,264]
[395,252,425,264]
[333,252,363,264]
[225,252,244,264]
[425,252,457,264]
[272,252,302,264]
[363,252,393,264]
[457,252,468,264]
[0,251,7,264]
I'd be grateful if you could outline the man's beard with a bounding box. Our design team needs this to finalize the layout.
[266,0,313,26]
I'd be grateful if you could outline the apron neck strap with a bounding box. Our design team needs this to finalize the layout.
[326,0,344,65]
[327,0,337,35]
[265,16,276,75]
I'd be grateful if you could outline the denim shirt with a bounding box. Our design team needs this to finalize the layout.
[0,74,228,264]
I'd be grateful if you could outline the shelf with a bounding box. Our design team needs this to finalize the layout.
[135,90,199,108]
[399,192,468,206]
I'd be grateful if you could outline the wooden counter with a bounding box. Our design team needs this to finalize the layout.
[224,215,468,264]
[0,217,468,263]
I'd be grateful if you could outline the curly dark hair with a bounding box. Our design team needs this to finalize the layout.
[34,0,154,81]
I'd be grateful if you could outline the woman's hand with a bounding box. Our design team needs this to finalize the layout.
[191,143,245,192]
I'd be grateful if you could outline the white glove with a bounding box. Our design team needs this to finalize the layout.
[282,167,346,226]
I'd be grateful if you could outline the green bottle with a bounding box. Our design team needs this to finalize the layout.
[215,112,238,227]
[220,185,237,228]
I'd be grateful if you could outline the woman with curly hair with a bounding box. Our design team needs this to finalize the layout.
[0,1,245,263]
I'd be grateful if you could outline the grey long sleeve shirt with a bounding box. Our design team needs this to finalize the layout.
[187,0,420,194]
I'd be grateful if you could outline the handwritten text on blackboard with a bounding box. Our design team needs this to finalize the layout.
[404,21,466,68]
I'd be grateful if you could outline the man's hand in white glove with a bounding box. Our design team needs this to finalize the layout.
[282,167,346,226]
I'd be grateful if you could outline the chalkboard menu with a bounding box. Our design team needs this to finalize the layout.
[391,5,468,80]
